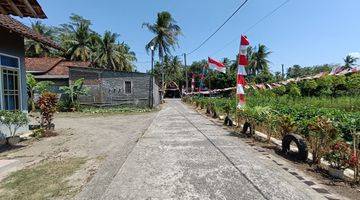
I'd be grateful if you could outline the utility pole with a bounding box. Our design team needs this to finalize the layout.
[149,46,155,108]
[184,53,188,92]
[281,64,285,79]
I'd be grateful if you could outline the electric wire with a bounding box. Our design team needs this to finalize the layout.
[186,0,250,55]
[210,0,290,56]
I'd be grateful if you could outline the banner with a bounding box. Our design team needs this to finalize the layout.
[236,35,249,108]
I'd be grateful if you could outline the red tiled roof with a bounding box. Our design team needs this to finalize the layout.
[0,14,62,50]
[25,57,91,76]
[0,0,47,19]
[25,57,64,72]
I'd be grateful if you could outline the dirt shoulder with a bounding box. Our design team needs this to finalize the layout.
[0,111,157,200]
[192,105,360,200]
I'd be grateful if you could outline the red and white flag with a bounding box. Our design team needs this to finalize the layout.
[208,57,226,73]
[191,74,195,92]
[237,35,249,108]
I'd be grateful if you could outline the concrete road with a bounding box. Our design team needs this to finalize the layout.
[98,99,325,200]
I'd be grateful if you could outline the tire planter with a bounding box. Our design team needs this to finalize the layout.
[224,116,233,126]
[0,137,6,145]
[328,167,345,180]
[212,110,218,118]
[242,122,255,137]
[282,133,308,162]
[7,136,20,146]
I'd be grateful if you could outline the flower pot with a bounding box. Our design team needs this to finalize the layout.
[7,136,20,146]
[0,137,6,145]
[328,167,345,179]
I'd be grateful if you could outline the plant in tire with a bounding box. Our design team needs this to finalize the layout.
[307,116,339,164]
[0,110,29,138]
[324,141,352,170]
[38,92,58,133]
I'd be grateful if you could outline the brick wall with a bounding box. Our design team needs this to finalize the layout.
[69,67,160,107]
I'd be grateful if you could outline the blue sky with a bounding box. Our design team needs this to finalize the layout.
[22,0,360,73]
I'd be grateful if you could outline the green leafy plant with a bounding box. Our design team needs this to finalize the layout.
[308,116,339,164]
[60,78,89,111]
[26,73,54,112]
[0,110,29,137]
[324,141,351,170]
[31,128,45,138]
[38,92,58,133]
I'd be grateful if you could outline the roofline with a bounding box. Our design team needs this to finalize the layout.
[69,66,149,75]
[0,0,47,19]
[0,15,63,51]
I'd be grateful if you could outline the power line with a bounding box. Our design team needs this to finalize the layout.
[210,0,290,56]
[186,0,250,55]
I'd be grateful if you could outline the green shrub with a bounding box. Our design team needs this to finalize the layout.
[38,92,58,132]
[0,111,29,137]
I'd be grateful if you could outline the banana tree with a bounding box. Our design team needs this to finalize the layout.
[60,78,89,111]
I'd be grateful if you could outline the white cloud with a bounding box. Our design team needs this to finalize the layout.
[349,52,360,59]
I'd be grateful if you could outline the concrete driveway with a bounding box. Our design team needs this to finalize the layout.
[79,99,325,200]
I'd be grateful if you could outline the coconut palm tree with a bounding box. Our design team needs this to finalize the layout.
[116,42,137,72]
[94,31,121,70]
[344,55,358,69]
[25,21,54,57]
[248,44,271,75]
[142,11,182,96]
[142,11,181,60]
[58,14,96,61]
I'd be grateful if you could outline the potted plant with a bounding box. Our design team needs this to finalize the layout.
[0,110,29,146]
[223,101,233,126]
[308,116,339,165]
[324,141,351,179]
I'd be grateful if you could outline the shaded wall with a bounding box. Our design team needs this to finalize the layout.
[0,28,28,137]
[69,67,160,107]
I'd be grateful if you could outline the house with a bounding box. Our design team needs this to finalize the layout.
[0,1,62,136]
[69,67,160,108]
[25,57,90,91]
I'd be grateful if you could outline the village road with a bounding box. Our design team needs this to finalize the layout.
[82,99,325,200]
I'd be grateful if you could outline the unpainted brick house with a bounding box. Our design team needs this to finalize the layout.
[25,57,90,92]
[69,67,160,108]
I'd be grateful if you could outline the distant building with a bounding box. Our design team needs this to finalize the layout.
[69,67,160,108]
[25,57,90,91]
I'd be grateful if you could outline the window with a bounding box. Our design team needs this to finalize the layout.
[0,55,19,68]
[125,81,132,94]
[0,54,21,111]
[2,69,20,110]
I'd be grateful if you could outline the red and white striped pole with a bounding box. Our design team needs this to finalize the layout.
[191,74,195,92]
[237,35,249,108]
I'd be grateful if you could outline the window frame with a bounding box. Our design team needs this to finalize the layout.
[124,80,132,94]
[0,53,21,111]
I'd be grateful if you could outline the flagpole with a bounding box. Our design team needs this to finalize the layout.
[235,52,239,129]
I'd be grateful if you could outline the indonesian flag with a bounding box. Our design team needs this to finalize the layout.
[237,35,249,108]
[191,74,195,92]
[208,57,226,73]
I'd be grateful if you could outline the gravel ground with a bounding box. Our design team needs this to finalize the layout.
[0,111,157,199]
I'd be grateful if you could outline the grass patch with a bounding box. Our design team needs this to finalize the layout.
[79,105,154,114]
[0,157,86,200]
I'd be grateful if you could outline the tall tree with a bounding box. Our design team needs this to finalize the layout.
[58,14,97,61]
[143,11,182,95]
[344,55,358,69]
[25,21,54,57]
[94,31,121,70]
[142,11,181,60]
[116,43,137,72]
[248,44,271,75]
